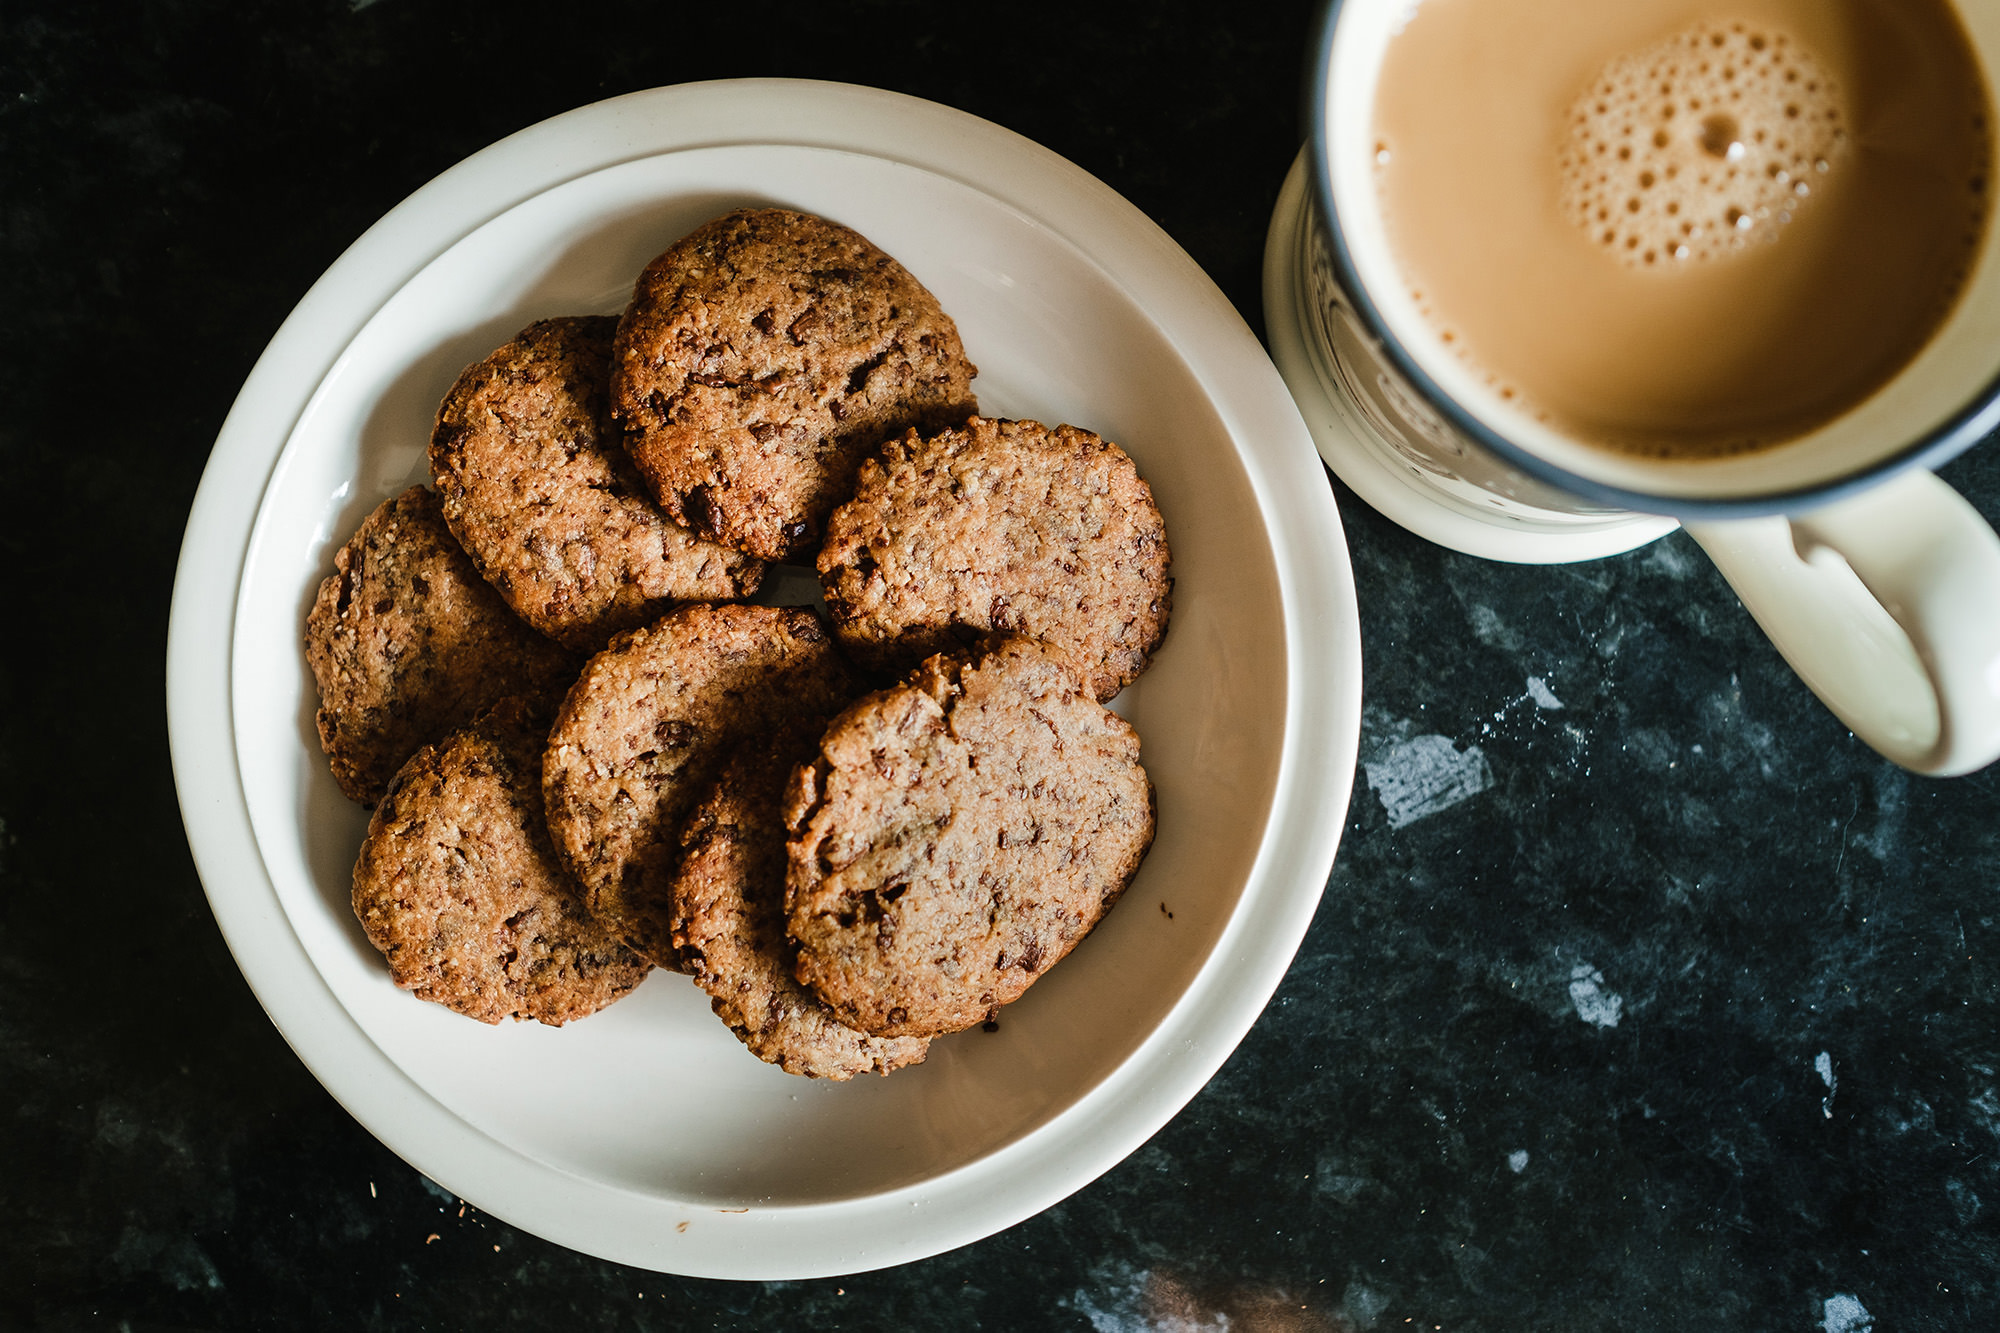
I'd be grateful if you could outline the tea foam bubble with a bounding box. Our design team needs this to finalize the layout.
[1559,20,1846,267]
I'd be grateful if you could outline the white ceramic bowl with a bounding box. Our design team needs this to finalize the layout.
[166,79,1361,1278]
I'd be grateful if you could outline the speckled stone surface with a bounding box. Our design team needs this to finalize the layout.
[4,1,1998,1329]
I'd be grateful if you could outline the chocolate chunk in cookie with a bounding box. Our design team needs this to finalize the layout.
[430,316,764,653]
[542,603,860,969]
[670,730,930,1079]
[611,208,978,562]
[305,485,580,805]
[352,697,651,1025]
[785,636,1155,1038]
[819,416,1171,701]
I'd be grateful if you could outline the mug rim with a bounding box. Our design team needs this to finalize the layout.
[1305,0,2000,520]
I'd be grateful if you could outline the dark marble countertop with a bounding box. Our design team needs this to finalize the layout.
[6,2,1997,1329]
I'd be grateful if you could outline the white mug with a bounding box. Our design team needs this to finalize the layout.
[1266,0,2000,776]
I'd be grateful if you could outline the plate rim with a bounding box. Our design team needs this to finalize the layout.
[165,77,1363,1278]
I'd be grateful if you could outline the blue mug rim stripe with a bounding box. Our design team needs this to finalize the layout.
[1304,0,2000,521]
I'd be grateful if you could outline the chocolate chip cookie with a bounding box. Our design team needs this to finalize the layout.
[306,485,580,805]
[542,602,860,968]
[611,208,978,562]
[430,316,764,652]
[785,636,1155,1038]
[818,416,1172,701]
[669,730,930,1079]
[352,696,652,1025]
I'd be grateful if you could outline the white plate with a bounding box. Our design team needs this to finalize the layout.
[166,79,1361,1278]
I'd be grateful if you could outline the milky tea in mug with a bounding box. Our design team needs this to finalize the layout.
[1370,0,1992,461]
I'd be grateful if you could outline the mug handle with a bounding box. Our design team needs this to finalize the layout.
[1684,469,2000,776]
